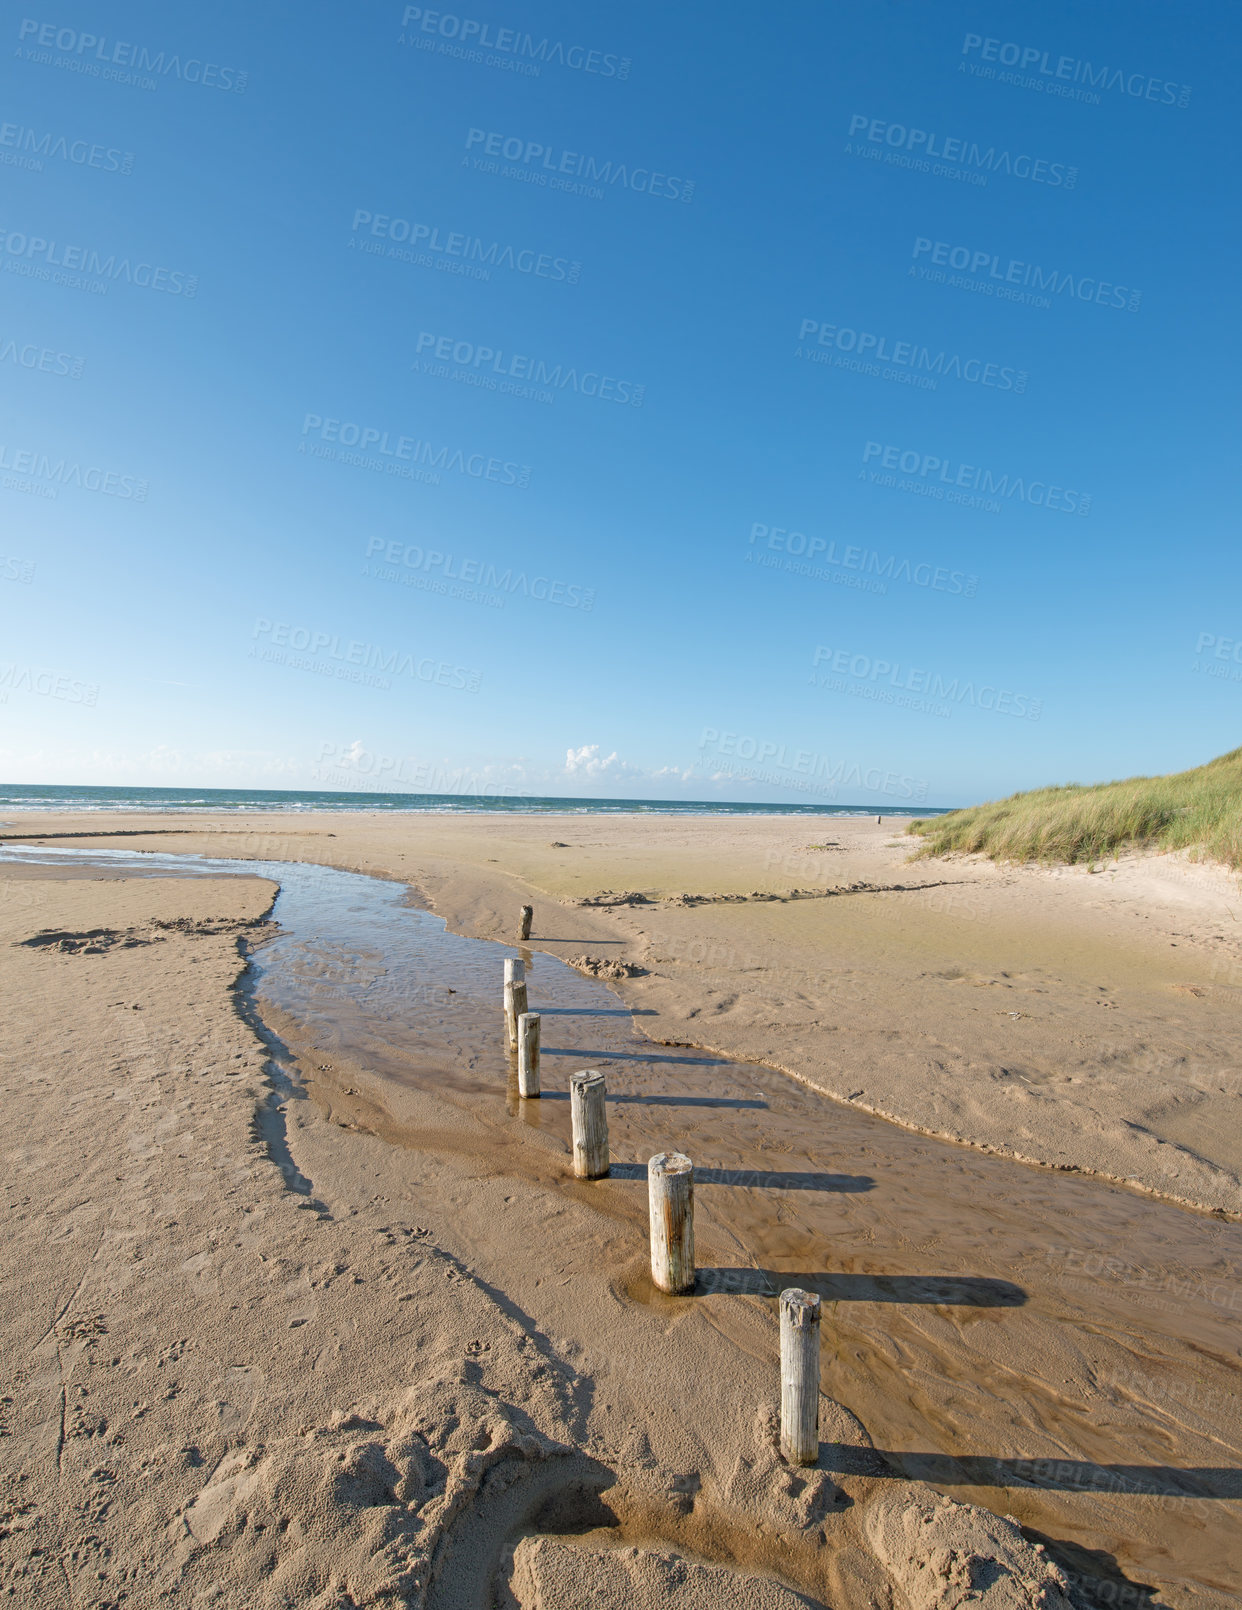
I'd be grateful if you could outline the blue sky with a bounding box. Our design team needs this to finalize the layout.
[1,0,1237,807]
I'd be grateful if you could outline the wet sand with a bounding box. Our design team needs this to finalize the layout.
[1,814,1240,1607]
[249,860,1242,1602]
[5,809,1241,1213]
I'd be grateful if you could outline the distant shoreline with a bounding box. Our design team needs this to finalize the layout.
[0,783,958,817]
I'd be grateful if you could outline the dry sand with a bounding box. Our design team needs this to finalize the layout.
[0,810,1238,1608]
[8,809,1240,1213]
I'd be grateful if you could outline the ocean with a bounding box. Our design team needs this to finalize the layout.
[0,784,954,817]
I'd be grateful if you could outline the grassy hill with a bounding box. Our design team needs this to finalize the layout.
[908,747,1242,868]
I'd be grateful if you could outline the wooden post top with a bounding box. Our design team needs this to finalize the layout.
[648,1151,692,1179]
[780,1288,821,1325]
[570,1069,604,1090]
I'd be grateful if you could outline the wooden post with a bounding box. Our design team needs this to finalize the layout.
[518,904,533,940]
[569,1070,609,1178]
[648,1152,694,1294]
[779,1288,821,1465]
[504,957,525,987]
[504,978,528,1050]
[517,1012,541,1098]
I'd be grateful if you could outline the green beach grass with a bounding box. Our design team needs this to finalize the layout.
[908,747,1242,868]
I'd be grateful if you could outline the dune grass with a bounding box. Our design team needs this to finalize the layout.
[907,747,1242,868]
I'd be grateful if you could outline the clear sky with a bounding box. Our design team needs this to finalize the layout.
[1,0,1238,807]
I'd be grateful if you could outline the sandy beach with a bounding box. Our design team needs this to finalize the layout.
[1,811,1239,1608]
[10,0,1233,1601]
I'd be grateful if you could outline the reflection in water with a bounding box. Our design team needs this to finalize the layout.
[5,844,1240,1598]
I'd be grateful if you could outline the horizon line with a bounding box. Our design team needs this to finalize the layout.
[0,781,959,812]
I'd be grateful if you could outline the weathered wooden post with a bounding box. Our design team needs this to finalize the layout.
[517,1011,541,1098]
[518,904,533,940]
[648,1152,694,1294]
[779,1288,821,1465]
[569,1070,609,1178]
[504,977,528,1050]
[504,957,525,987]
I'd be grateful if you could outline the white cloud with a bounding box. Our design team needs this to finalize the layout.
[564,744,625,777]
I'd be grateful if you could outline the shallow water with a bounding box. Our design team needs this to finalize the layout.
[7,845,1240,1603]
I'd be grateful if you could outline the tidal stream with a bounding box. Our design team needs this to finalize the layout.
[7,845,1239,1605]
